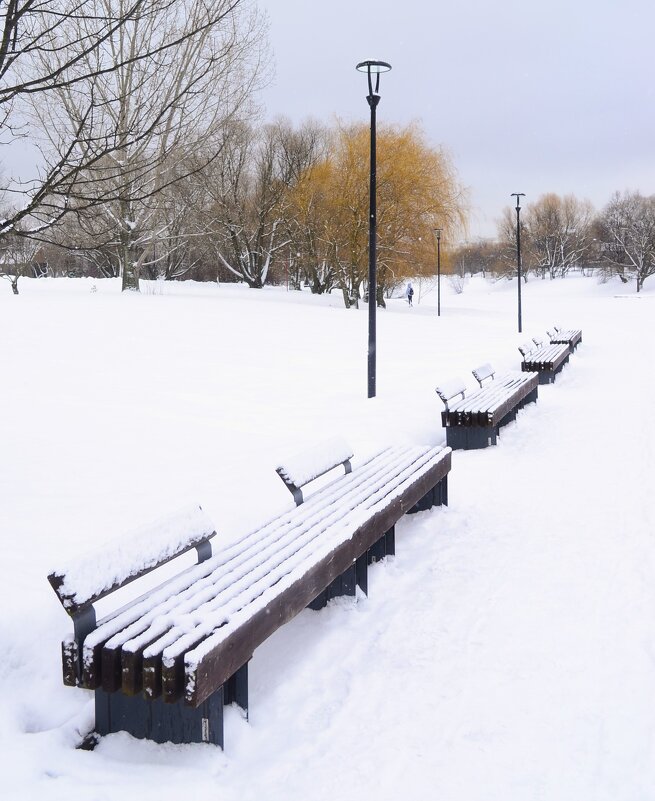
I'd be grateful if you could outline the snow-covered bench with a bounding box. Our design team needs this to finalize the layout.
[436,363,539,450]
[519,339,570,383]
[547,325,582,352]
[47,439,451,749]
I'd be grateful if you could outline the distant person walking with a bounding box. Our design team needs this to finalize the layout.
[406,282,414,306]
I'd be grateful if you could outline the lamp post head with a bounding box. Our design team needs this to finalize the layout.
[511,192,526,211]
[356,59,392,97]
[433,227,442,242]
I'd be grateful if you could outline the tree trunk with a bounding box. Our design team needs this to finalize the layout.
[340,285,352,308]
[11,277,19,295]
[121,241,141,292]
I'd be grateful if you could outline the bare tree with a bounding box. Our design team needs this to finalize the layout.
[205,120,296,289]
[524,193,595,279]
[0,213,39,292]
[0,0,267,292]
[597,190,655,292]
[280,119,332,292]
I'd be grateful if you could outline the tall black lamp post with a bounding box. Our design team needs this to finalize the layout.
[433,228,442,316]
[511,192,525,333]
[356,59,391,399]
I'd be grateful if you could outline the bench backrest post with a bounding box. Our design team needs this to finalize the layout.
[471,363,495,388]
[276,438,354,506]
[70,604,97,683]
[195,538,213,563]
[435,378,467,410]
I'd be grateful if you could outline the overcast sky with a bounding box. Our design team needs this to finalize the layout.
[258,0,655,239]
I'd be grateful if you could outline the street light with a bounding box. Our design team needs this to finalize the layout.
[356,59,391,399]
[433,228,442,316]
[511,193,525,333]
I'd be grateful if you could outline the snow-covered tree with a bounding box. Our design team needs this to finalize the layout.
[6,0,267,291]
[597,191,655,292]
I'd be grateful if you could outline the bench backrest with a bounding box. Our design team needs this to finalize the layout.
[47,504,217,616]
[471,363,495,387]
[435,377,467,409]
[276,437,353,505]
[518,340,537,357]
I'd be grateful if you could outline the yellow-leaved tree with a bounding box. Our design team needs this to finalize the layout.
[290,121,467,307]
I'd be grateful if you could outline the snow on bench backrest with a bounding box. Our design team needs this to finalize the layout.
[472,363,495,387]
[435,378,467,409]
[48,505,217,614]
[518,340,537,357]
[276,437,354,504]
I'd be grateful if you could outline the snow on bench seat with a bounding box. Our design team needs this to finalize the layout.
[74,444,451,705]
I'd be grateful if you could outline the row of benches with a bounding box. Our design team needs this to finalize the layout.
[47,325,581,749]
[436,326,582,450]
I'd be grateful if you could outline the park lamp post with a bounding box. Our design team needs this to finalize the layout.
[433,228,442,316]
[356,59,392,399]
[511,193,525,333]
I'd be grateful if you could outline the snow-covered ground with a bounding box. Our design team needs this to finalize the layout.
[1,273,654,801]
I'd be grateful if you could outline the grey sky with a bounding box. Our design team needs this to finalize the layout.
[258,0,655,239]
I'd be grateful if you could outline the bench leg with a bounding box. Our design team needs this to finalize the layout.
[356,553,368,596]
[308,561,358,610]
[436,474,448,507]
[94,685,224,747]
[521,387,538,406]
[408,475,449,513]
[307,589,328,610]
[309,528,398,610]
[223,661,249,718]
[445,426,468,450]
[385,526,396,556]
[447,425,496,450]
[368,525,394,564]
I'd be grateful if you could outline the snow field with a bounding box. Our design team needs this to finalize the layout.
[0,274,654,800]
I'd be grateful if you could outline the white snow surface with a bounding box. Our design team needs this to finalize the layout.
[50,504,215,609]
[1,274,655,801]
[275,436,353,489]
